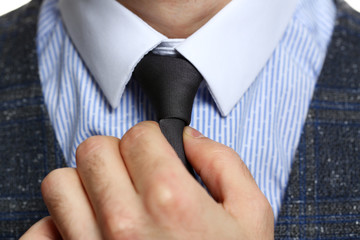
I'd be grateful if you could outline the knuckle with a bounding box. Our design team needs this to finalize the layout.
[261,198,274,218]
[76,136,109,167]
[237,159,253,179]
[102,207,141,240]
[258,196,272,213]
[144,171,189,221]
[76,135,105,156]
[252,194,274,220]
[121,121,158,145]
[206,153,227,173]
[251,196,274,236]
[216,147,253,180]
[121,124,146,147]
[136,121,159,129]
[120,121,160,158]
[150,184,177,212]
[205,146,241,174]
[41,168,66,195]
[41,168,74,204]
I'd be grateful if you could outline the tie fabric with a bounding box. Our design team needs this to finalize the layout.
[133,53,203,177]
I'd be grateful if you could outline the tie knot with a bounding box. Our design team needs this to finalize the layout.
[133,53,203,125]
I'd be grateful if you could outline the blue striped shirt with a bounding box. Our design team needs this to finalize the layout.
[37,0,336,218]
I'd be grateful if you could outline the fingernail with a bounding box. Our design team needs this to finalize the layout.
[184,126,204,138]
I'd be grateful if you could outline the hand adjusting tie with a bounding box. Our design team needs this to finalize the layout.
[133,53,203,177]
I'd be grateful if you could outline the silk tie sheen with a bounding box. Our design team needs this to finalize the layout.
[133,53,203,177]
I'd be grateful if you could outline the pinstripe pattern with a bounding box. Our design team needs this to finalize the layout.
[37,0,335,217]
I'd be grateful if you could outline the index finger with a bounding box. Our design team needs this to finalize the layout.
[119,121,194,195]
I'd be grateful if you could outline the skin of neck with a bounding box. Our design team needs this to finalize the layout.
[117,0,231,38]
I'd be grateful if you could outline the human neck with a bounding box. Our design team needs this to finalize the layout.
[117,0,231,38]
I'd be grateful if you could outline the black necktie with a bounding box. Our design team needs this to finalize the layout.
[133,53,203,177]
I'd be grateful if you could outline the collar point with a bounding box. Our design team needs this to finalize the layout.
[217,104,233,117]
[103,90,124,110]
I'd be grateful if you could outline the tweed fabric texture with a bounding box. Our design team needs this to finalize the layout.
[0,0,64,238]
[275,1,360,238]
[0,0,359,239]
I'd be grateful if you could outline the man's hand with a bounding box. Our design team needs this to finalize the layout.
[21,121,274,239]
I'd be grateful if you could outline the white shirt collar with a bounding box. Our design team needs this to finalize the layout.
[59,0,298,116]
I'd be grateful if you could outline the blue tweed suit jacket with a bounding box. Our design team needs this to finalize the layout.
[0,0,359,238]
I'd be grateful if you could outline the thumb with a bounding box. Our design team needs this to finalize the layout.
[20,216,61,240]
[183,126,268,218]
